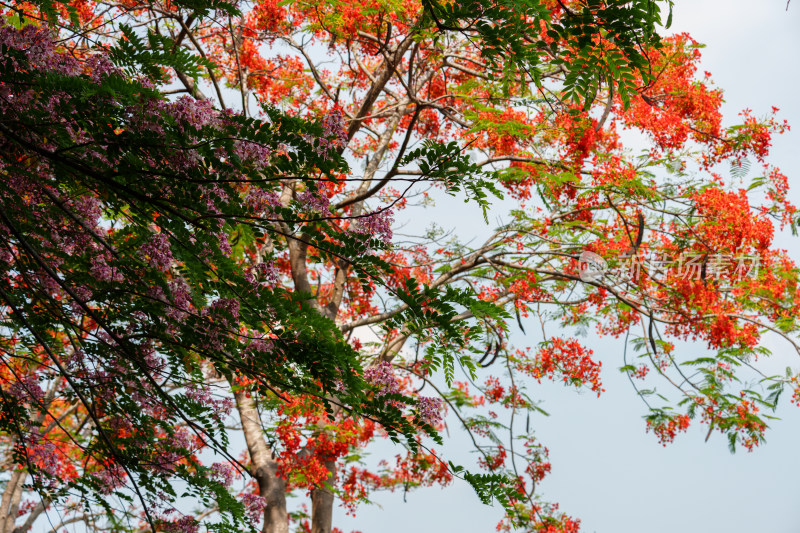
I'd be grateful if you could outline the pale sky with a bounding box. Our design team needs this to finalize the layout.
[334,2,800,532]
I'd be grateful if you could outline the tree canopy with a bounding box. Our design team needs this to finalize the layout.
[0,0,797,532]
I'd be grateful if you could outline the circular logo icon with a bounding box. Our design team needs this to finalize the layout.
[579,251,607,283]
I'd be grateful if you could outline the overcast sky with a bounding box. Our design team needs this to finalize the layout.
[334,2,800,532]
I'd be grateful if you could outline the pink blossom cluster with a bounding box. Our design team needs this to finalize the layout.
[84,54,120,83]
[234,139,273,163]
[199,298,242,350]
[70,285,93,314]
[244,261,280,294]
[0,24,80,75]
[170,96,221,132]
[208,297,241,323]
[128,377,168,421]
[166,277,194,321]
[185,381,234,419]
[202,183,230,215]
[63,196,103,245]
[151,427,195,473]
[364,361,401,396]
[215,229,233,256]
[297,186,331,214]
[91,464,127,495]
[209,462,236,487]
[246,187,282,216]
[140,233,173,272]
[90,253,124,283]
[239,493,267,523]
[26,434,60,480]
[243,335,275,361]
[350,208,394,246]
[8,375,45,405]
[159,515,199,533]
[417,396,444,426]
[315,109,349,158]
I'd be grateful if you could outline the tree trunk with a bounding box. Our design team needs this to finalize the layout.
[0,469,25,533]
[234,390,289,533]
[310,459,335,533]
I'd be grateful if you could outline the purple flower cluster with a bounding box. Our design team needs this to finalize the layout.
[166,277,194,322]
[364,361,401,396]
[140,233,173,272]
[8,374,45,405]
[0,24,80,75]
[202,183,230,213]
[350,208,394,246]
[215,229,233,256]
[363,364,444,427]
[246,187,282,216]
[70,285,93,315]
[297,186,331,214]
[150,427,195,473]
[26,434,60,479]
[90,253,124,283]
[209,462,236,487]
[209,297,241,323]
[315,109,349,158]
[258,261,279,282]
[417,396,445,426]
[159,515,199,533]
[170,96,220,132]
[234,139,273,163]
[84,54,120,83]
[185,381,234,419]
[239,493,267,524]
[243,334,275,361]
[92,464,127,495]
[199,298,242,351]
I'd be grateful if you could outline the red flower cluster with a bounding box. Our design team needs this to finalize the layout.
[516,339,604,396]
